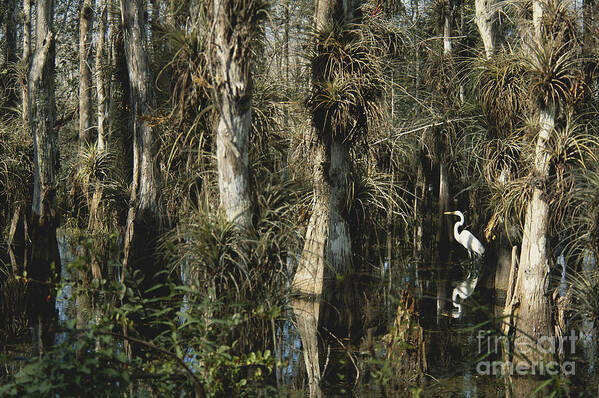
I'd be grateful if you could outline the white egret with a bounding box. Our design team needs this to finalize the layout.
[451,272,478,318]
[444,210,485,318]
[444,211,485,258]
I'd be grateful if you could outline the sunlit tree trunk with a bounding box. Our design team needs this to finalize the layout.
[89,0,109,237]
[291,133,328,398]
[211,0,258,232]
[120,0,162,307]
[27,0,60,356]
[290,0,334,396]
[475,0,498,58]
[513,105,554,368]
[95,0,109,153]
[512,3,555,377]
[22,0,32,124]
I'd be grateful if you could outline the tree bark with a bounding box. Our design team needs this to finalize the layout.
[291,136,328,398]
[95,0,108,153]
[436,162,450,321]
[512,105,555,369]
[79,0,94,146]
[475,0,498,58]
[511,1,556,374]
[211,0,258,232]
[1,0,18,112]
[88,0,109,237]
[120,0,162,306]
[22,0,32,124]
[27,0,60,356]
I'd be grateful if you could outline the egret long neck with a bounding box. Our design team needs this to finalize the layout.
[454,217,464,238]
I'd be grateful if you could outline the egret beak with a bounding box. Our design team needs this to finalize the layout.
[444,211,456,215]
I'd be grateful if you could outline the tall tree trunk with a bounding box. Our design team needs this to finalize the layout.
[328,139,352,276]
[511,0,556,376]
[75,0,94,331]
[27,0,60,356]
[211,0,258,232]
[79,0,94,146]
[120,0,163,318]
[95,0,109,153]
[290,1,335,396]
[89,0,109,236]
[435,162,449,321]
[291,136,328,398]
[512,105,554,368]
[22,0,32,124]
[475,0,498,58]
[1,0,18,112]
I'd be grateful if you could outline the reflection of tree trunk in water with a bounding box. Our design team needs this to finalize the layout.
[291,137,328,398]
[7,204,29,275]
[492,231,512,316]
[322,138,355,335]
[384,290,426,393]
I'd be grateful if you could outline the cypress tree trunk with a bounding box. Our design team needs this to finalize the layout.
[120,0,163,310]
[512,1,555,376]
[95,0,109,153]
[79,0,94,146]
[475,0,498,58]
[22,0,32,124]
[211,0,259,232]
[513,105,554,367]
[291,135,329,398]
[75,0,94,332]
[1,0,18,112]
[89,0,109,238]
[328,139,353,276]
[27,0,60,356]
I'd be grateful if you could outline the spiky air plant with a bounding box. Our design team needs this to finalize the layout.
[475,49,528,135]
[308,22,384,144]
[567,267,599,323]
[0,118,32,209]
[73,143,114,192]
[558,162,599,263]
[523,40,582,111]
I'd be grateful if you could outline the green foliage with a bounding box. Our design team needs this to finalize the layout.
[0,327,131,398]
[475,50,528,135]
[0,117,32,206]
[308,22,384,143]
[0,277,29,347]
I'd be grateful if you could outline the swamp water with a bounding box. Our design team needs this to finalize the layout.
[2,237,599,397]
